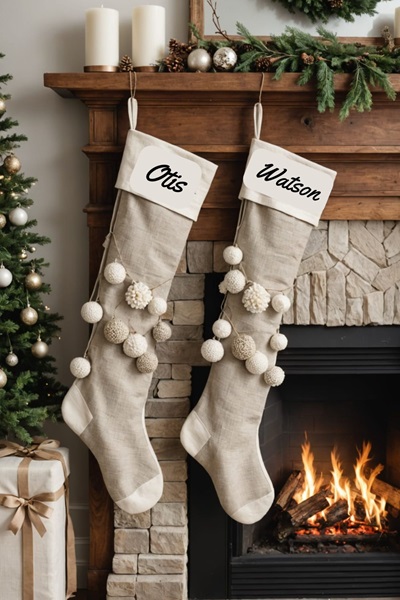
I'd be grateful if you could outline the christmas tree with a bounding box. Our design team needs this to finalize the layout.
[0,54,66,444]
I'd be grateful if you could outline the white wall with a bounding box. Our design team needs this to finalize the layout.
[1,0,399,588]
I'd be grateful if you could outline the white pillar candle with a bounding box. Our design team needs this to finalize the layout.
[132,5,166,70]
[395,7,400,38]
[85,6,119,72]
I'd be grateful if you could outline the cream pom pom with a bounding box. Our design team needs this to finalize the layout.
[223,245,243,266]
[271,293,291,313]
[270,332,288,352]
[136,351,158,374]
[212,318,232,339]
[224,269,246,294]
[242,283,271,313]
[264,365,285,387]
[152,321,172,342]
[104,318,130,344]
[70,356,91,379]
[80,301,103,324]
[147,296,167,316]
[201,338,224,363]
[123,333,148,358]
[245,351,269,375]
[125,281,153,309]
[104,261,126,285]
[218,280,228,295]
[231,334,256,361]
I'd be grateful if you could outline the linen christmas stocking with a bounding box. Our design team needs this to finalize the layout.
[180,116,336,524]
[61,100,217,513]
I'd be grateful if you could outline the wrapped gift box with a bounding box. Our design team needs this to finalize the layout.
[0,441,76,600]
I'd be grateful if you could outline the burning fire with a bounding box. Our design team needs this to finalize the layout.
[294,434,388,530]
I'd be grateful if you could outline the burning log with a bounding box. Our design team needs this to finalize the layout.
[365,467,400,511]
[271,470,303,519]
[274,485,332,541]
[318,498,349,529]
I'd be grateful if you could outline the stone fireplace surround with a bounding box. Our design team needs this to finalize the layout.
[43,72,400,600]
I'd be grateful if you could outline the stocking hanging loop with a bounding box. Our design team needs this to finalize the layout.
[128,71,138,130]
[254,73,265,140]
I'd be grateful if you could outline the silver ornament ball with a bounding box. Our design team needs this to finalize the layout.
[0,99,6,113]
[213,46,237,71]
[31,339,49,358]
[6,352,18,367]
[187,48,212,72]
[4,154,21,174]
[21,306,39,325]
[0,214,6,229]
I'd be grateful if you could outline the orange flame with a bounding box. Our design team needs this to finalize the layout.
[294,435,387,530]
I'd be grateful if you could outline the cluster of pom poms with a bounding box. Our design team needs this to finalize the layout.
[69,259,172,379]
[199,244,292,385]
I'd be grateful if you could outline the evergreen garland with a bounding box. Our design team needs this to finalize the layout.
[160,24,400,121]
[270,0,390,24]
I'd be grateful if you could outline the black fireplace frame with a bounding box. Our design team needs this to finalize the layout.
[188,309,400,599]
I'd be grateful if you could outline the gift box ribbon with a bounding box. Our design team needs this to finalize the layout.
[0,438,77,600]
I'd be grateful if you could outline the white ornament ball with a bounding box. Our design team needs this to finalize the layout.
[231,334,256,361]
[212,318,232,339]
[270,332,288,352]
[81,301,103,324]
[103,318,130,344]
[222,245,243,266]
[213,46,238,71]
[5,352,18,367]
[70,356,91,379]
[264,365,285,387]
[0,369,7,388]
[147,296,167,316]
[9,206,28,226]
[224,269,246,294]
[136,351,158,374]
[123,333,148,358]
[271,293,291,314]
[152,321,172,342]
[125,281,152,309]
[201,338,224,363]
[0,265,12,287]
[245,351,269,375]
[31,339,49,358]
[187,48,212,72]
[104,261,126,285]
[242,282,271,313]
[0,214,6,229]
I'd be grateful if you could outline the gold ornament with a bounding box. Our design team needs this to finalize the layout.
[20,305,39,325]
[0,98,6,112]
[187,48,212,72]
[0,214,6,229]
[25,270,42,290]
[31,337,49,358]
[19,249,28,260]
[3,154,21,174]
[0,368,7,388]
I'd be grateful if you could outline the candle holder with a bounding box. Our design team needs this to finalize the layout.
[84,65,119,73]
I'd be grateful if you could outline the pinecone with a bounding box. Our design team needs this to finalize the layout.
[163,54,186,73]
[254,56,272,72]
[119,55,134,72]
[168,38,195,58]
[328,0,344,8]
[301,52,315,65]
[238,43,256,55]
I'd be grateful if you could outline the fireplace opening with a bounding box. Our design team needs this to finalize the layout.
[188,274,400,599]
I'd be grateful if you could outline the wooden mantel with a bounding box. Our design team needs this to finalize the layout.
[44,71,400,600]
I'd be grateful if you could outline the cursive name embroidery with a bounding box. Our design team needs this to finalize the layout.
[256,163,321,201]
[146,164,188,193]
